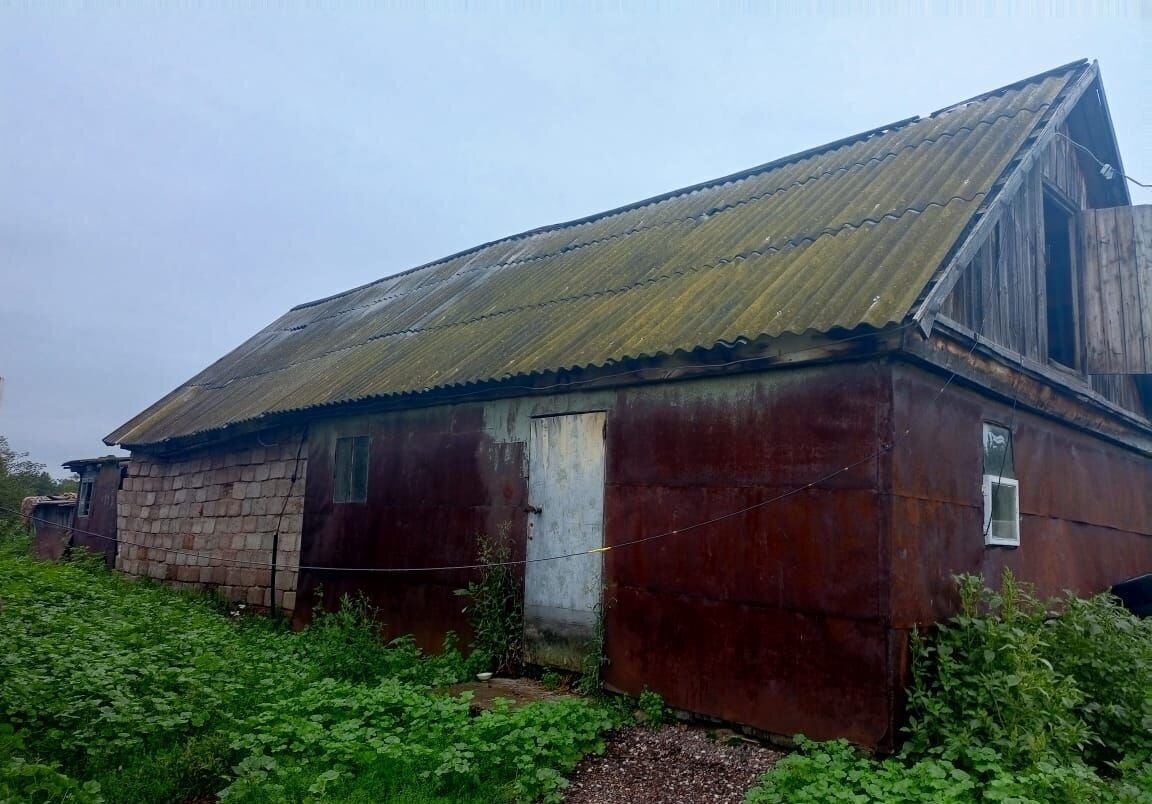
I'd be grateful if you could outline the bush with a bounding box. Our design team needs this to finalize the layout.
[903,573,1091,770]
[637,688,668,728]
[745,571,1152,803]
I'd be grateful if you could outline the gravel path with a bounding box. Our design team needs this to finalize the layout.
[563,724,784,804]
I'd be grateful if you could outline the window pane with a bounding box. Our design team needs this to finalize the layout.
[990,481,1017,523]
[350,436,369,503]
[333,435,369,504]
[333,437,353,503]
[982,423,1015,478]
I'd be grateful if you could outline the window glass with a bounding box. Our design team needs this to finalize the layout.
[77,478,94,517]
[982,422,1019,547]
[333,435,369,503]
[982,423,1015,478]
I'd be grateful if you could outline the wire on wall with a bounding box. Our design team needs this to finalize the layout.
[5,290,1011,577]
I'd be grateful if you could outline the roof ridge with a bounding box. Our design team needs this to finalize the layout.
[289,114,921,312]
[291,62,1088,316]
[288,100,1059,322]
[275,104,1051,331]
[198,193,982,391]
[929,58,1088,117]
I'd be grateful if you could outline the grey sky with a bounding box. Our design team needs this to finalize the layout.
[2,5,1149,474]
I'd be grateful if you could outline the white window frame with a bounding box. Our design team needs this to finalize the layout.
[982,474,1020,547]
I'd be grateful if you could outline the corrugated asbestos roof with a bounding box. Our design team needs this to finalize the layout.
[108,62,1088,448]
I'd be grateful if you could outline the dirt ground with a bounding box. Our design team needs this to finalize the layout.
[564,724,784,804]
[442,678,787,802]
[445,676,576,710]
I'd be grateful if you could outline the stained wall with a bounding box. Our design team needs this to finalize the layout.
[297,362,896,746]
[118,426,308,612]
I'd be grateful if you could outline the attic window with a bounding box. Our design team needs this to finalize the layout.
[982,422,1019,547]
[1043,190,1079,369]
[333,435,369,504]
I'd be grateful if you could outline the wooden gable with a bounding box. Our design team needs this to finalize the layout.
[1077,205,1152,374]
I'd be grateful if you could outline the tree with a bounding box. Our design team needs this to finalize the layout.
[0,436,77,523]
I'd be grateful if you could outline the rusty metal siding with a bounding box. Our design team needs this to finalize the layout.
[71,463,122,568]
[286,353,1152,748]
[295,406,527,652]
[888,362,1152,629]
[603,363,892,746]
[31,504,74,561]
[296,363,897,746]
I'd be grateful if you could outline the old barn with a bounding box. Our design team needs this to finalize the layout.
[105,60,1152,748]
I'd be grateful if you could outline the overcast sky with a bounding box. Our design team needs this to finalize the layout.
[2,4,1149,474]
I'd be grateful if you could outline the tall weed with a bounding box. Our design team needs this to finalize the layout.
[456,524,523,674]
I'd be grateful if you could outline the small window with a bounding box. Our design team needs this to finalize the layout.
[1043,191,1078,369]
[982,423,1019,547]
[333,435,369,503]
[77,478,94,517]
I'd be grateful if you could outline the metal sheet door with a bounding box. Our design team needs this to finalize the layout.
[524,411,606,669]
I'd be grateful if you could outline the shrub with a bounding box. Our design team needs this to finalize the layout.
[637,688,668,728]
[745,571,1152,803]
[456,524,524,675]
[903,573,1090,770]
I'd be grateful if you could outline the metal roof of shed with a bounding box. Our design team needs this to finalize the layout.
[108,61,1090,448]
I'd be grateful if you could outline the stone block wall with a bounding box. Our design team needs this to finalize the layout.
[115,427,308,613]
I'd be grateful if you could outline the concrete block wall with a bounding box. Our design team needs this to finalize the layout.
[115,427,307,613]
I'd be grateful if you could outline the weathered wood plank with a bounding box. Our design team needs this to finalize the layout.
[1115,207,1140,365]
[1080,205,1152,373]
[1133,208,1152,369]
[1080,210,1107,370]
[915,63,1099,330]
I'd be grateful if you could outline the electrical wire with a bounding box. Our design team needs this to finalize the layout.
[5,313,1004,575]
[1054,131,1151,189]
[14,136,1128,581]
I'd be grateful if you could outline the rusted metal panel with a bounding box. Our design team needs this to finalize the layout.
[294,406,527,653]
[888,363,1152,627]
[602,363,893,745]
[606,587,892,746]
[70,461,123,568]
[294,363,899,746]
[1078,205,1152,373]
[524,412,606,670]
[30,503,74,561]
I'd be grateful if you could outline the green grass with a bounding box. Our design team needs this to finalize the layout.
[0,527,623,803]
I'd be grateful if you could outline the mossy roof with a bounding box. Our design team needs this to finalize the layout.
[108,61,1089,448]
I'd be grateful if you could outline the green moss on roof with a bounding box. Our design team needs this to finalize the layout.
[108,63,1086,448]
